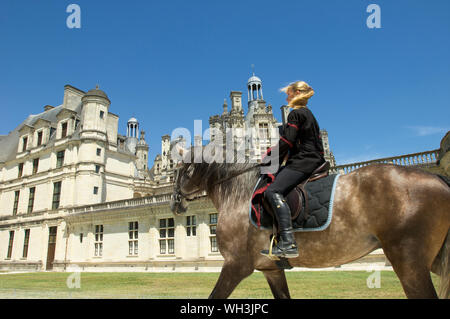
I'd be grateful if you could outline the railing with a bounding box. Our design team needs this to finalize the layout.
[67,191,208,215]
[330,149,440,175]
[68,193,173,214]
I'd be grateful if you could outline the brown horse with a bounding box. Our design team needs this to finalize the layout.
[170,153,450,299]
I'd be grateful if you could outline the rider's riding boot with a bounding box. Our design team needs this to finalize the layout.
[261,193,299,258]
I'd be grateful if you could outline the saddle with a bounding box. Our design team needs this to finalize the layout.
[263,161,331,224]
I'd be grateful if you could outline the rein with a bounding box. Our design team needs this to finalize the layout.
[173,163,262,202]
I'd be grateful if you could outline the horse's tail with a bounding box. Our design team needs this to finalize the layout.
[436,230,450,299]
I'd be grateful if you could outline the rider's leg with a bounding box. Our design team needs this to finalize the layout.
[261,167,307,258]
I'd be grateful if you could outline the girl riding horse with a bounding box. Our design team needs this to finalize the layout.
[260,81,326,258]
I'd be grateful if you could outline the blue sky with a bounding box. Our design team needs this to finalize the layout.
[1,0,449,165]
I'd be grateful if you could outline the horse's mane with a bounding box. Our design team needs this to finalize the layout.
[183,147,260,204]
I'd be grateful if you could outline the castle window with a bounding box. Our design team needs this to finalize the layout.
[128,222,138,256]
[159,218,174,254]
[32,158,39,174]
[13,191,20,216]
[56,151,65,168]
[22,137,28,152]
[61,122,68,138]
[99,111,104,119]
[27,187,35,214]
[93,187,99,195]
[186,216,196,237]
[6,231,14,259]
[95,165,100,174]
[94,225,103,257]
[18,163,24,178]
[37,131,43,146]
[96,148,101,156]
[209,213,218,252]
[22,229,30,259]
[52,182,62,210]
[80,233,83,243]
[259,123,269,140]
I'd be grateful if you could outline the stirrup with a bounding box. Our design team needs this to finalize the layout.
[260,235,281,261]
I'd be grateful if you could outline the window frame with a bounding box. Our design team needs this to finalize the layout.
[128,221,138,256]
[22,229,30,259]
[94,225,103,257]
[52,181,62,210]
[186,215,197,237]
[7,231,14,259]
[18,163,24,178]
[56,150,65,168]
[159,218,175,254]
[37,130,43,146]
[61,122,68,138]
[13,190,20,216]
[32,158,39,175]
[22,136,28,152]
[209,213,218,252]
[27,187,35,214]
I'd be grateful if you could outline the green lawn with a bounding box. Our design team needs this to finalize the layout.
[0,271,441,299]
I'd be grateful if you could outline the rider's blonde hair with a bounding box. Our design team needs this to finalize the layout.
[280,81,315,109]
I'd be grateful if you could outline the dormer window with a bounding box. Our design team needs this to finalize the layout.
[37,131,43,146]
[22,137,28,152]
[61,122,68,138]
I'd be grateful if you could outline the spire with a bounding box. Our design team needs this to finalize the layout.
[223,98,228,114]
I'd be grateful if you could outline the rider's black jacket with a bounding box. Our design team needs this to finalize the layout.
[262,107,325,174]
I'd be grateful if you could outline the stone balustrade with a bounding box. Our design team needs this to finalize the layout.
[67,191,208,215]
[330,149,440,175]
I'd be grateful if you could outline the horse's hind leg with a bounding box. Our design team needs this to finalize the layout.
[383,244,438,299]
[208,261,254,299]
[262,269,291,299]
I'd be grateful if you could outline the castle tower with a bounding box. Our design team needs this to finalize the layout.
[136,130,149,171]
[222,98,228,115]
[230,91,243,113]
[78,86,111,204]
[161,135,171,170]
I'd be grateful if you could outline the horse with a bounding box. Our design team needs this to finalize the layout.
[170,149,450,299]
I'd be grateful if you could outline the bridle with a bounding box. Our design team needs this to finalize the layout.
[172,163,262,204]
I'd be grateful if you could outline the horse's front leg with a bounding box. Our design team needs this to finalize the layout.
[208,260,254,299]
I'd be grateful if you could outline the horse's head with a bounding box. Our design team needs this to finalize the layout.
[170,146,204,215]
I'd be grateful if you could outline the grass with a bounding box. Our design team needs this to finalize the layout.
[0,271,441,299]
